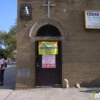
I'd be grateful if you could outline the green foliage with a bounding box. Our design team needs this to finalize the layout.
[0,25,17,58]
[0,49,8,58]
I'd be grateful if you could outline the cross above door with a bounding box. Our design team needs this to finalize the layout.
[43,0,55,18]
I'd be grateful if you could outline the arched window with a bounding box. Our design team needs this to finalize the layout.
[36,24,61,36]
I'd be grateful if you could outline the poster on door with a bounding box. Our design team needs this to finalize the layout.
[38,41,58,55]
[42,55,56,68]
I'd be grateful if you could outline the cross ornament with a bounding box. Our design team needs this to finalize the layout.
[43,0,55,18]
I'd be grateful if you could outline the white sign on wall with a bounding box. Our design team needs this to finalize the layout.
[42,55,56,68]
[85,10,100,29]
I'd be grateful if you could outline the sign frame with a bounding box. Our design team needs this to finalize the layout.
[85,10,100,29]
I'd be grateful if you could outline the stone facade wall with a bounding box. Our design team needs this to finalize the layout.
[17,0,100,88]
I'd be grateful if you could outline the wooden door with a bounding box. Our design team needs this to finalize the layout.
[35,41,62,87]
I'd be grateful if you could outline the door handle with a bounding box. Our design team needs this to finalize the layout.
[36,63,40,67]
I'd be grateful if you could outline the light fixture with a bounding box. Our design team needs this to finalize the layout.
[24,6,29,15]
[20,4,32,20]
[24,24,28,27]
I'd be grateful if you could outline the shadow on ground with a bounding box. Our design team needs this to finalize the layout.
[79,88,100,94]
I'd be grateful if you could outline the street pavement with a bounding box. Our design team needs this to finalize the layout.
[0,63,16,89]
[0,63,100,100]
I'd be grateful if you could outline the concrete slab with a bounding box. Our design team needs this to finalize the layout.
[4,88,100,100]
[0,89,13,100]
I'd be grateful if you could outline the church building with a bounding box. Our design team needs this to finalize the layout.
[16,0,100,88]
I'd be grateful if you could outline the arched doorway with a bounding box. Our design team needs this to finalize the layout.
[35,24,62,87]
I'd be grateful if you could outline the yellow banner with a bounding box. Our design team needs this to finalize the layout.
[38,41,58,55]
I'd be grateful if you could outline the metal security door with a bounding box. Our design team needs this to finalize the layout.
[35,41,62,87]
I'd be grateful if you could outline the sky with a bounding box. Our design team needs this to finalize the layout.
[0,0,17,32]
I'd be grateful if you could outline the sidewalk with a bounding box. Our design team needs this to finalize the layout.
[1,87,100,100]
[0,63,100,100]
[0,63,16,100]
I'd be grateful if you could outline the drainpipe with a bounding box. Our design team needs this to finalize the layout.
[64,79,69,88]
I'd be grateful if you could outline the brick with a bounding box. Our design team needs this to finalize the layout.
[17,0,100,88]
